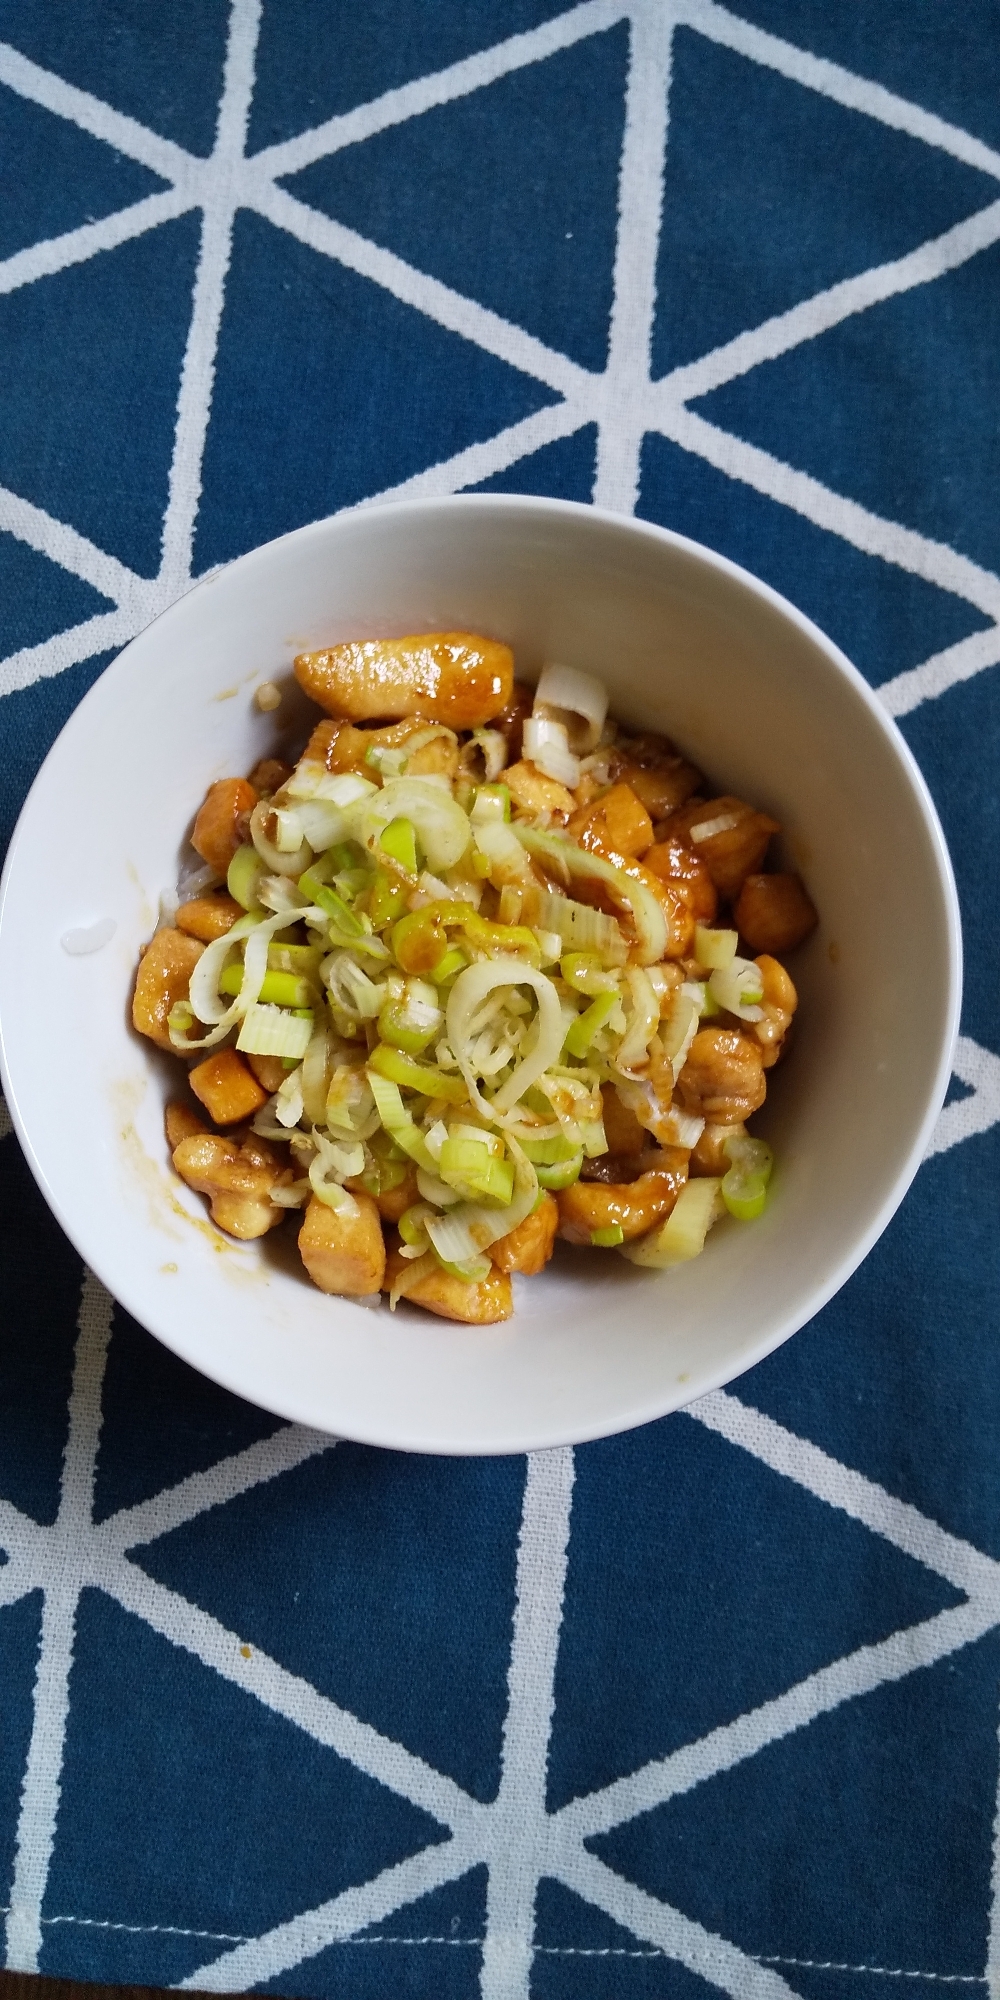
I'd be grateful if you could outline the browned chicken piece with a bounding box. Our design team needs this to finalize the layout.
[491,1194,559,1275]
[247,757,293,796]
[294,632,514,729]
[246,1052,290,1095]
[666,795,780,902]
[753,954,798,1069]
[641,835,718,927]
[172,1132,287,1239]
[301,716,458,784]
[615,734,703,817]
[383,1248,513,1323]
[601,1083,648,1155]
[164,1100,209,1150]
[132,928,204,1051]
[690,1120,744,1176]
[735,872,818,955]
[189,1048,269,1126]
[676,1026,766,1123]
[175,891,244,942]
[493,682,534,762]
[505,759,575,818]
[299,1191,386,1295]
[375,1164,421,1224]
[567,782,654,859]
[556,1151,688,1245]
[191,777,258,874]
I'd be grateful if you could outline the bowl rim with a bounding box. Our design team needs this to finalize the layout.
[0,494,963,1450]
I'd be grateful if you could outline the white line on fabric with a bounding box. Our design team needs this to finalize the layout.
[554,1847,802,2000]
[158,0,263,595]
[0,607,147,702]
[0,484,146,610]
[591,0,674,513]
[0,190,198,302]
[254,0,631,181]
[926,1038,1000,1160]
[102,1423,336,1554]
[347,400,592,510]
[879,626,1000,719]
[105,1559,478,1834]
[656,199,1000,408]
[174,1837,484,1991]
[0,41,197,187]
[654,405,1000,619]
[250,181,594,404]
[677,0,1000,184]
[553,1599,995,1847]
[688,1391,1000,1596]
[480,1449,576,2000]
[4,1272,114,1974]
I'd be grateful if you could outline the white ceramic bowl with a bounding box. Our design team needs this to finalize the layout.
[0,498,960,1452]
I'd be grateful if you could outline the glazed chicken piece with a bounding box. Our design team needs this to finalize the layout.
[132,928,204,1051]
[566,782,654,859]
[556,1149,688,1244]
[383,1248,514,1322]
[666,795,780,902]
[505,760,576,818]
[491,1193,559,1275]
[191,777,258,874]
[676,1027,767,1123]
[302,716,459,784]
[752,954,798,1068]
[171,1131,288,1240]
[188,1049,269,1125]
[299,1192,386,1296]
[294,632,514,729]
[175,891,243,942]
[735,872,818,955]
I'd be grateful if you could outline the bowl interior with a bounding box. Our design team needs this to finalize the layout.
[0,498,959,1451]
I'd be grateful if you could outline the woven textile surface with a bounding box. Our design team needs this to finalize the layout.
[1,2,1000,1995]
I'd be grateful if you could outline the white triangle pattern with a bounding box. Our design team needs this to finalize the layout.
[0,4,998,1994]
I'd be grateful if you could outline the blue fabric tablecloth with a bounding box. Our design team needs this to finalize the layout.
[2,3,1000,1995]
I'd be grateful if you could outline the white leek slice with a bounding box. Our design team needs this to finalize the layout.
[531,887,626,967]
[472,728,507,780]
[708,956,765,1022]
[447,956,564,1114]
[425,1135,538,1266]
[308,1143,361,1216]
[416,1166,462,1208]
[532,661,608,752]
[616,968,660,1070]
[350,776,470,871]
[236,1004,313,1060]
[250,799,310,876]
[474,817,535,886]
[514,826,666,966]
[270,1179,311,1208]
[689,812,739,842]
[301,1024,333,1124]
[275,1067,304,1128]
[522,715,581,788]
[694,925,738,970]
[621,1177,723,1267]
[185,910,261,1026]
[367,1072,436,1172]
[178,907,321,1050]
[661,989,700,1080]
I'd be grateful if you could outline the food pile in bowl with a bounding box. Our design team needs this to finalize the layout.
[132,631,817,1325]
